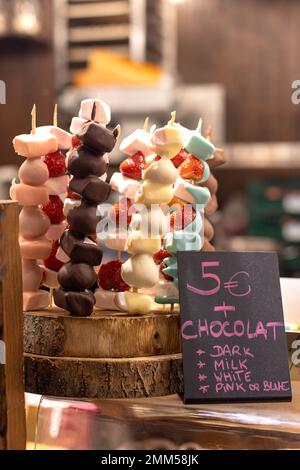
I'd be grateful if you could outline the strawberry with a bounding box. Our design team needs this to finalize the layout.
[170,206,196,231]
[43,151,66,177]
[67,188,81,200]
[160,263,173,281]
[153,248,170,265]
[171,149,188,168]
[43,240,64,272]
[179,154,204,180]
[98,259,130,292]
[120,151,146,180]
[109,198,132,226]
[41,195,64,224]
[71,135,81,148]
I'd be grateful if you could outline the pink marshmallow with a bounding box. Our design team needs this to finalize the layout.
[19,206,51,239]
[56,246,70,263]
[18,158,49,186]
[119,129,152,156]
[47,175,69,196]
[36,126,73,150]
[22,259,43,292]
[45,221,68,241]
[23,290,50,312]
[13,133,58,158]
[94,289,120,311]
[10,182,49,206]
[41,266,59,289]
[174,178,194,204]
[20,236,52,260]
[79,99,111,125]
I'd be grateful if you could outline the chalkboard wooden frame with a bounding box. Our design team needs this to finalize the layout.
[178,251,292,404]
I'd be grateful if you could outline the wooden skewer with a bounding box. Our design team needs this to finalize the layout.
[196,117,203,134]
[168,110,176,126]
[50,103,59,311]
[53,103,58,127]
[143,116,149,132]
[31,104,36,135]
[117,250,121,260]
[49,288,54,309]
[170,303,174,314]
[205,125,212,141]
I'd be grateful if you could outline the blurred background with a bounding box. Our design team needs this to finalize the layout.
[1,0,300,277]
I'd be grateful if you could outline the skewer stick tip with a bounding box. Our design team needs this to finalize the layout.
[53,103,58,127]
[31,104,36,135]
[168,110,176,127]
[143,116,150,132]
[196,117,203,134]
[205,125,212,141]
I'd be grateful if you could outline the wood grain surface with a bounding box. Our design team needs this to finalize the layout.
[24,308,181,358]
[24,352,183,399]
[0,201,26,449]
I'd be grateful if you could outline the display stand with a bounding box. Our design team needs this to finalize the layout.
[0,201,26,450]
[24,309,183,398]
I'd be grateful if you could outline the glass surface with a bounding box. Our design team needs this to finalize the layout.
[33,381,300,450]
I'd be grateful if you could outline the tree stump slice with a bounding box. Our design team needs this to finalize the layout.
[24,308,181,358]
[24,352,183,398]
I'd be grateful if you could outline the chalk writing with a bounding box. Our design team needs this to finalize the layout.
[178,252,292,403]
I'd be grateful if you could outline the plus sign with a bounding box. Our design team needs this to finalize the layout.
[214,301,236,319]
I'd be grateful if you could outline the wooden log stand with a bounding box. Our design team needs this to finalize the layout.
[0,201,26,450]
[23,157,225,400]
[24,308,183,399]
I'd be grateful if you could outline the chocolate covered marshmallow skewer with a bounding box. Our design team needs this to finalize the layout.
[11,105,57,311]
[55,100,119,316]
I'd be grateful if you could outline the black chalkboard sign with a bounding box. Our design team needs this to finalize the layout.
[177,251,292,404]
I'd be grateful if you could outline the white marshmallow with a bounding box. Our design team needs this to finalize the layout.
[120,129,152,157]
[70,116,86,134]
[63,197,81,217]
[110,172,141,199]
[94,288,120,311]
[79,99,111,125]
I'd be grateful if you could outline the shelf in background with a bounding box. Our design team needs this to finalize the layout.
[221,143,300,170]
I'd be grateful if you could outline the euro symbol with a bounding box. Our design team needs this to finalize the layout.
[224,271,251,297]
